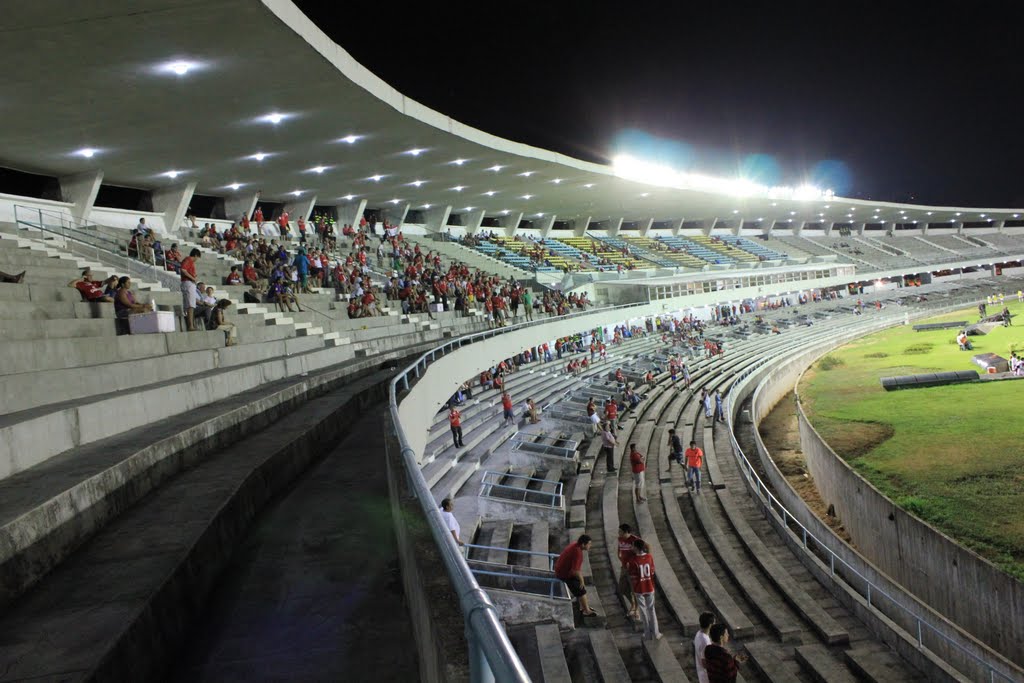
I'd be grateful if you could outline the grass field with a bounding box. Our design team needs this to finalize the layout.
[799,298,1024,580]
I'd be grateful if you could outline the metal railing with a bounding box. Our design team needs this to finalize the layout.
[724,306,1022,683]
[479,471,564,509]
[463,543,559,573]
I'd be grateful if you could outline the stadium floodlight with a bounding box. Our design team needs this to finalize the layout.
[340,134,361,144]
[369,174,383,182]
[158,60,202,76]
[390,198,401,204]
[291,190,303,196]
[522,194,533,200]
[584,183,594,188]
[519,171,535,177]
[260,112,287,125]
[309,166,327,174]
[452,185,465,192]
[451,158,467,165]
[163,170,181,179]
[410,180,426,187]
[406,148,425,156]
[423,203,432,209]
[484,190,496,196]
[464,206,474,211]
[251,152,268,161]
[342,194,355,201]
[488,165,504,172]
[75,148,98,158]
[552,178,563,184]
[228,182,241,191]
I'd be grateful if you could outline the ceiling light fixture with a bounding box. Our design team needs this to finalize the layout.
[452,185,465,192]
[519,171,534,177]
[228,182,241,191]
[310,166,326,174]
[521,194,533,200]
[251,152,268,161]
[452,158,467,166]
[75,148,98,158]
[406,148,425,156]
[488,165,504,172]
[291,190,303,196]
[369,174,383,182]
[410,180,426,187]
[164,170,180,179]
[340,134,360,144]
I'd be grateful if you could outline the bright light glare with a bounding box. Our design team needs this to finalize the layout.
[228,182,241,191]
[160,60,198,76]
[464,206,474,211]
[519,171,534,177]
[489,165,504,172]
[310,166,326,174]
[452,159,467,165]
[423,203,432,209]
[452,186,465,192]
[406,148,425,156]
[262,112,286,124]
[164,170,180,179]
[369,175,383,182]
[521,194,533,200]
[340,135,360,144]
[552,178,563,184]
[584,183,594,188]
[251,152,267,161]
[410,180,425,187]
[343,194,355,201]
[291,190,303,196]
[76,148,97,158]
[390,199,400,204]
[485,190,496,196]
[612,154,834,200]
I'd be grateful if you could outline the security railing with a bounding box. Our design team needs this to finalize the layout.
[479,471,564,509]
[724,303,1023,683]
[511,432,578,460]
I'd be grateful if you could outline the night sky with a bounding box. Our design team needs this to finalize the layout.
[294,2,1024,208]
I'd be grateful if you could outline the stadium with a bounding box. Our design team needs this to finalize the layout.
[0,2,1021,682]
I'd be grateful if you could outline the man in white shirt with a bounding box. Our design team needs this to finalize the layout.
[440,498,463,547]
[693,611,716,683]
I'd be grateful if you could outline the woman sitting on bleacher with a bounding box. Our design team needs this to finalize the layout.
[113,276,151,320]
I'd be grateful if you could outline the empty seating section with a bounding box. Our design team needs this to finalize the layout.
[559,235,645,270]
[688,234,758,264]
[978,231,1024,254]
[656,234,735,264]
[925,234,1001,260]
[618,235,703,268]
[771,235,838,258]
[598,235,674,268]
[717,234,786,261]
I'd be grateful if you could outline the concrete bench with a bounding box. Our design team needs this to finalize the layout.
[743,640,798,682]
[587,630,631,681]
[535,624,572,683]
[642,636,692,683]
[794,644,859,683]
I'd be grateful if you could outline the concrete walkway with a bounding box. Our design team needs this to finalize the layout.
[169,406,419,683]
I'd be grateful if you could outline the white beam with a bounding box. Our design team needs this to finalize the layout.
[954,220,964,235]
[702,218,717,236]
[732,218,743,236]
[884,221,895,237]
[639,218,654,236]
[58,170,103,224]
[503,212,523,237]
[422,205,452,234]
[538,214,556,239]
[223,192,259,225]
[762,219,775,237]
[464,208,486,235]
[823,221,834,237]
[391,202,411,228]
[793,220,806,237]
[283,195,316,226]
[854,221,866,236]
[337,199,367,229]
[671,218,685,237]
[607,217,623,236]
[573,216,591,237]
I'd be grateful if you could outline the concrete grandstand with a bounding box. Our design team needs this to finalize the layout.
[0,2,1023,683]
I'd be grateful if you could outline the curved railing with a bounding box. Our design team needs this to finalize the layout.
[723,302,1023,683]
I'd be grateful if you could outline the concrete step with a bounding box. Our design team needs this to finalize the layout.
[296,326,324,337]
[293,322,313,330]
[235,305,268,315]
[265,316,294,326]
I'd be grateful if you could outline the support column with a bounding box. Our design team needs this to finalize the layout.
[423,205,453,234]
[639,218,654,236]
[995,219,1006,231]
[823,221,834,237]
[151,181,196,236]
[954,221,964,235]
[390,202,411,228]
[223,192,259,224]
[792,220,805,237]
[464,208,486,235]
[538,214,557,239]
[703,218,717,236]
[502,212,524,237]
[922,222,930,235]
[607,217,623,236]
[671,218,685,237]
[732,218,743,236]
[58,170,103,224]
[573,216,592,237]
[854,221,866,236]
[762,219,775,237]
[338,199,367,229]
[283,195,317,229]
[884,221,895,237]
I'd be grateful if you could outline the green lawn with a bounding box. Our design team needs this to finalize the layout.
[800,298,1024,580]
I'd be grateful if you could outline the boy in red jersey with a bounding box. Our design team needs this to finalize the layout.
[627,539,661,640]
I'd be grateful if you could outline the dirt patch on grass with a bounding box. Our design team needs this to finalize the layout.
[759,395,852,545]
[820,420,895,459]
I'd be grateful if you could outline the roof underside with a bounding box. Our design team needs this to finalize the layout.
[0,0,1021,227]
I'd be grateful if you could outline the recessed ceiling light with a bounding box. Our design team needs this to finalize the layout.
[261,112,286,125]
[291,190,303,196]
[310,165,327,174]
[75,147,98,158]
[552,178,563,184]
[369,174,383,182]
[824,204,831,208]
[340,134,360,144]
[955,212,962,216]
[980,214,987,218]
[228,182,241,191]
[1014,214,1020,218]
[484,190,496,196]
[410,180,426,187]
[641,193,650,197]
[423,203,432,209]
[927,211,933,215]
[733,210,740,214]
[584,183,594,188]
[342,194,355,201]
[452,158,467,166]
[163,170,180,179]
[488,165,504,172]
[452,185,465,192]
[789,211,796,215]
[251,152,268,161]
[771,202,778,207]
[535,212,545,217]
[502,210,510,215]
[464,206,474,211]
[521,194,533,200]
[519,171,534,177]
[390,199,401,204]
[160,60,198,76]
[406,148,425,156]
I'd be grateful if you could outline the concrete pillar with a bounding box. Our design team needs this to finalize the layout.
[607,217,623,236]
[732,218,743,236]
[792,220,805,236]
[538,214,557,239]
[884,221,895,237]
[151,181,196,236]
[762,219,775,237]
[573,216,592,237]
[823,221,834,237]
[639,218,654,236]
[671,218,685,237]
[423,205,453,234]
[854,221,866,236]
[502,212,524,237]
[58,170,103,224]
[338,199,367,229]
[283,195,317,228]
[390,202,411,228]
[995,219,1006,231]
[954,221,964,235]
[223,192,259,224]
[922,222,930,235]
[703,218,717,236]
[464,208,486,235]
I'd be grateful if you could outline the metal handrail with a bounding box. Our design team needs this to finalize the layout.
[479,476,564,509]
[463,543,559,570]
[466,567,570,600]
[724,306,1022,683]
[388,298,656,683]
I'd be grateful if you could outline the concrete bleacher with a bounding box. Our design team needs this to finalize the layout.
[925,234,1002,260]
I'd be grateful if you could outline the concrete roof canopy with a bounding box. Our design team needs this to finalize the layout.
[1,0,1021,226]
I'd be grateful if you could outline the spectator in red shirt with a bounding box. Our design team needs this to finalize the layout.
[448,407,464,448]
[68,269,113,302]
[627,539,661,641]
[554,535,597,617]
[604,399,619,432]
[225,266,242,285]
[685,440,704,493]
[630,443,647,503]
[617,524,641,620]
[703,624,747,682]
[501,391,514,425]
[179,248,201,331]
